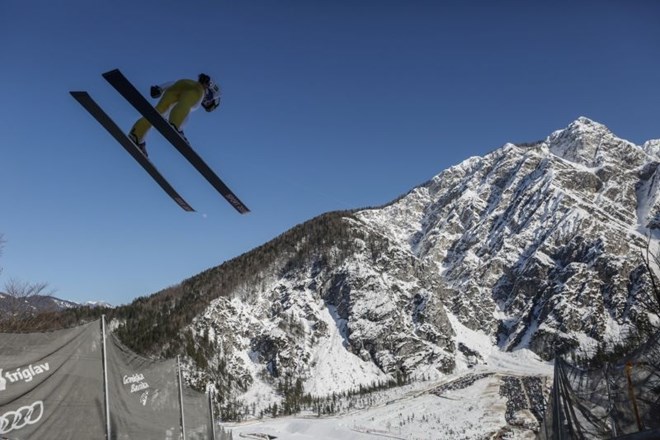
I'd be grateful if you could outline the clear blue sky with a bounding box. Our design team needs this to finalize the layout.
[1,0,658,305]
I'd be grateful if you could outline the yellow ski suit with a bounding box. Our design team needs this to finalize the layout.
[130,79,204,142]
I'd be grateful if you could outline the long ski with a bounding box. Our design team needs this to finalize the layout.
[102,69,250,214]
[70,91,195,212]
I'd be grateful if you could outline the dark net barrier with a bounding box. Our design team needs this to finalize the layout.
[539,330,660,439]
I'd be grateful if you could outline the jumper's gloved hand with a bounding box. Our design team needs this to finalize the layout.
[150,85,163,98]
[202,81,221,112]
[202,100,220,112]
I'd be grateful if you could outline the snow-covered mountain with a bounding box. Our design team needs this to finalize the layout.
[112,117,659,437]
[82,300,114,308]
[0,293,79,315]
[0,293,113,321]
[355,117,660,360]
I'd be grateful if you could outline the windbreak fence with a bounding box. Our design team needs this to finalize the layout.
[0,318,215,440]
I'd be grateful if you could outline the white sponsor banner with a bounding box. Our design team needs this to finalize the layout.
[0,363,50,392]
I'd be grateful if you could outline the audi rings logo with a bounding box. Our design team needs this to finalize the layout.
[0,401,44,435]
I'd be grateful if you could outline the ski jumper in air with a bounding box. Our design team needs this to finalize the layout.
[129,73,221,156]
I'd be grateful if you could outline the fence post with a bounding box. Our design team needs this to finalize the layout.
[625,362,643,432]
[101,316,111,440]
[603,363,617,438]
[209,389,216,440]
[177,355,187,440]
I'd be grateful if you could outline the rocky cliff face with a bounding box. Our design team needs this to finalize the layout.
[358,118,660,359]
[170,118,659,414]
[186,214,457,405]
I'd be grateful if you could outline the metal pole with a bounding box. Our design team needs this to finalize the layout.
[625,362,644,432]
[177,355,187,440]
[101,315,111,440]
[209,390,216,440]
[552,360,563,440]
[603,363,617,438]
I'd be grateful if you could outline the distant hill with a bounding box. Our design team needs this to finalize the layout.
[0,292,111,318]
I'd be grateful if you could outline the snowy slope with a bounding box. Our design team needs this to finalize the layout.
[225,310,552,439]
[226,376,544,440]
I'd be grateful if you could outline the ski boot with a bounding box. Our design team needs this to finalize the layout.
[128,130,148,157]
[170,122,189,144]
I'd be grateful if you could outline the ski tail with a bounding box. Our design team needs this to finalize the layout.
[70,91,195,212]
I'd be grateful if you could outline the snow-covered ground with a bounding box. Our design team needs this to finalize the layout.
[223,312,553,439]
[224,374,542,440]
